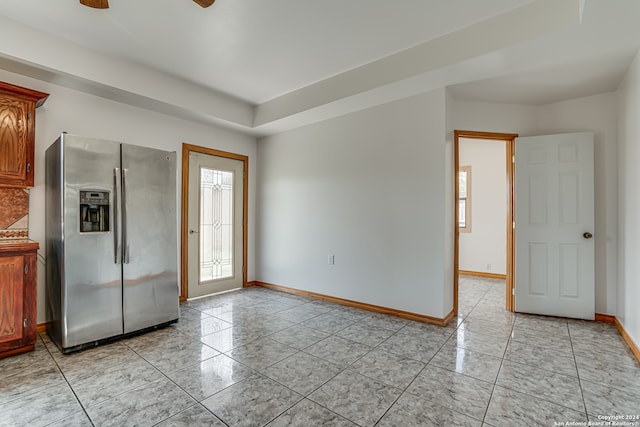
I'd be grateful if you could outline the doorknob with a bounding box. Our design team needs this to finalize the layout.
[189,229,199,234]
[583,232,593,239]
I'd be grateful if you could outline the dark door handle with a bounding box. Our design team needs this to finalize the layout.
[583,232,593,239]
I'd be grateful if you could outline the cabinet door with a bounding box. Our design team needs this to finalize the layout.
[0,97,34,187]
[0,255,24,347]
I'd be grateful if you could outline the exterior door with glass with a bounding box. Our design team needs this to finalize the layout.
[187,151,244,297]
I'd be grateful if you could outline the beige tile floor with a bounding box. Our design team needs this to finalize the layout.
[1,276,639,426]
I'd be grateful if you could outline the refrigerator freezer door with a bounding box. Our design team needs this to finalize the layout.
[45,138,63,347]
[61,135,124,348]
[121,144,178,333]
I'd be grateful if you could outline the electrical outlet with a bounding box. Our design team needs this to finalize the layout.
[486,263,491,270]
[328,255,335,265]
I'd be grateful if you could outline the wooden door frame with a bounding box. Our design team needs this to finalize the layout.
[180,143,249,301]
[453,130,518,315]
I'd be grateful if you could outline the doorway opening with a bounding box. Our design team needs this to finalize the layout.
[180,143,248,301]
[453,130,517,316]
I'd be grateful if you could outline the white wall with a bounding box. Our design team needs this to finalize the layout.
[451,100,539,136]
[4,57,622,327]
[443,92,455,312]
[616,51,640,350]
[255,90,617,322]
[256,89,451,318]
[451,94,618,315]
[0,69,258,324]
[459,138,507,275]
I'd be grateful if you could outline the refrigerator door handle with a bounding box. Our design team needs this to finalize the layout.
[114,167,122,264]
[123,167,130,264]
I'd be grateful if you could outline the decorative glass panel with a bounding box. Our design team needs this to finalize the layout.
[458,199,466,228]
[458,166,471,231]
[459,170,467,199]
[199,167,234,282]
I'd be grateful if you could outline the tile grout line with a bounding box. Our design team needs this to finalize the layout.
[123,327,235,427]
[177,303,316,426]
[187,297,358,426]
[495,315,612,422]
[477,280,516,426]
[192,277,504,425]
[377,280,503,425]
[491,319,609,418]
[480,330,515,425]
[37,334,97,427]
[567,323,590,422]
[296,319,410,426]
[373,278,503,425]
[371,329,457,426]
[0,340,68,410]
[213,302,368,425]
[346,323,432,425]
[18,278,610,426]
[28,279,614,426]
[150,404,230,427]
[215,294,447,425]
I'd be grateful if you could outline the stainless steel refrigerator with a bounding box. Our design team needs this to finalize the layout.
[45,133,179,353]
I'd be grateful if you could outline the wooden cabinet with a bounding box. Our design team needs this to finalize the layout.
[0,81,48,357]
[0,240,38,358]
[0,82,49,188]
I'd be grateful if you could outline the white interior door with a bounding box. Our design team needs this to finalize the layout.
[515,132,594,319]
[188,151,244,298]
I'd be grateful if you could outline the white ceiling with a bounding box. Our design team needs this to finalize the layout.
[0,0,534,104]
[0,0,639,135]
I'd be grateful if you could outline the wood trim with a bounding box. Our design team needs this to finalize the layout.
[594,313,615,324]
[454,130,519,141]
[591,314,639,363]
[180,145,189,301]
[0,81,49,107]
[246,281,257,287]
[453,130,518,314]
[255,281,454,327]
[506,137,515,312]
[441,308,456,327]
[453,131,459,317]
[0,240,39,255]
[0,344,34,358]
[614,317,640,363]
[459,270,507,280]
[36,322,51,334]
[180,144,249,301]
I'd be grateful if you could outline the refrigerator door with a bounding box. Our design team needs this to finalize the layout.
[121,144,178,333]
[45,137,63,347]
[61,134,124,348]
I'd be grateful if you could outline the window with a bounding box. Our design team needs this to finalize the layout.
[199,167,234,282]
[459,166,471,232]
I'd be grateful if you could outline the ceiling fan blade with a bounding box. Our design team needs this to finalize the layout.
[193,0,216,8]
[80,0,109,9]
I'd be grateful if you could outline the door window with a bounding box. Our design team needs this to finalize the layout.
[459,166,472,232]
[199,167,234,282]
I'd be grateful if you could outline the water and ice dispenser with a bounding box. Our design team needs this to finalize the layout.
[79,190,110,232]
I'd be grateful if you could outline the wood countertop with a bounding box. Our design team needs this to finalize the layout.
[0,239,39,254]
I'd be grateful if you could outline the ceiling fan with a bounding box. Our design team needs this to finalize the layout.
[80,0,215,9]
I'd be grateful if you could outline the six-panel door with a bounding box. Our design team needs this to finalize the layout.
[515,132,595,319]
